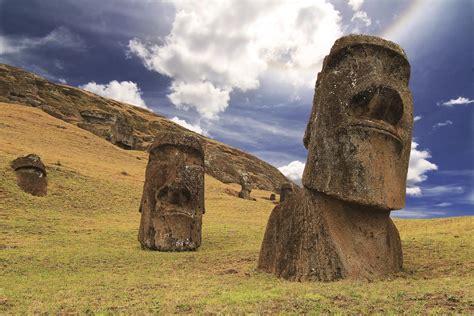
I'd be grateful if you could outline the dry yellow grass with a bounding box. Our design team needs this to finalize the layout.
[1,102,473,313]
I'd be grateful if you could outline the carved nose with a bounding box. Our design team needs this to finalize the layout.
[349,86,403,126]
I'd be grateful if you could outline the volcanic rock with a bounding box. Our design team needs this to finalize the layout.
[259,34,413,281]
[138,132,205,251]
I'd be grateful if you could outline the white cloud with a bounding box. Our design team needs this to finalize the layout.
[434,202,452,207]
[441,96,474,106]
[278,160,305,184]
[79,80,148,109]
[406,141,438,196]
[128,0,342,119]
[170,116,208,136]
[348,0,364,11]
[433,120,453,130]
[168,81,230,120]
[414,115,422,122]
[392,208,446,219]
[351,10,372,27]
[0,26,84,55]
[422,185,464,196]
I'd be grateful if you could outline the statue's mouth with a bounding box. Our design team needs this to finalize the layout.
[346,119,402,144]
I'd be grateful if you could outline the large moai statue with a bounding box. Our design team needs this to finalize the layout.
[11,154,47,196]
[138,132,205,251]
[258,35,413,281]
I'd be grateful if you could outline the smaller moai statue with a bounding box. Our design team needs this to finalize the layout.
[138,132,205,251]
[11,154,47,196]
[280,182,296,202]
[238,172,255,201]
[269,193,276,201]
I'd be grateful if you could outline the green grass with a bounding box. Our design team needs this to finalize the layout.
[1,103,473,313]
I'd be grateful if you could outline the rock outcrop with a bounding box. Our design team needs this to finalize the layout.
[259,35,413,281]
[0,64,288,191]
[138,132,205,251]
[11,154,47,196]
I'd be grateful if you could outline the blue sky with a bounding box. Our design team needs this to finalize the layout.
[0,0,472,218]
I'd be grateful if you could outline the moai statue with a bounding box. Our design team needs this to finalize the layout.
[258,35,413,281]
[11,154,47,196]
[270,193,276,201]
[238,172,255,201]
[138,132,205,251]
[280,182,296,202]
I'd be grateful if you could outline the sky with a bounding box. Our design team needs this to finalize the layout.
[0,0,472,218]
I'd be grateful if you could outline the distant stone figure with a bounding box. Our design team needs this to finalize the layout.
[11,154,47,196]
[270,193,276,201]
[258,35,413,281]
[238,172,255,201]
[280,182,296,202]
[138,132,205,251]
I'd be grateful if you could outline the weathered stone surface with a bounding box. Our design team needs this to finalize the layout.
[138,132,205,251]
[259,190,402,281]
[259,35,413,281]
[0,63,288,191]
[280,182,296,202]
[10,154,47,196]
[302,35,413,210]
[238,172,255,201]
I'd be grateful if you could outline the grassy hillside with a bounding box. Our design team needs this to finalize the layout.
[1,103,473,314]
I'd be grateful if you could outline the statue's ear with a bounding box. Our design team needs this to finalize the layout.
[303,126,310,149]
[303,70,325,150]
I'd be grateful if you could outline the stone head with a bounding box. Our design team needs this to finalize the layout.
[280,182,295,202]
[140,132,205,250]
[11,154,47,196]
[239,172,252,192]
[302,35,413,210]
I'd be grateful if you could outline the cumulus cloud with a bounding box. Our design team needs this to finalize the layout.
[79,80,148,109]
[128,0,342,119]
[348,0,364,11]
[278,160,305,184]
[170,116,208,136]
[168,81,230,120]
[351,10,372,27]
[406,142,438,196]
[0,26,85,55]
[433,120,453,130]
[414,115,422,122]
[440,96,474,106]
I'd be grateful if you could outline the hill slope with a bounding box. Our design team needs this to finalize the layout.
[1,102,473,313]
[0,63,288,191]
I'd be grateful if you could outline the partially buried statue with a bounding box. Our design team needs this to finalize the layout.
[11,154,47,196]
[279,182,296,202]
[258,35,413,281]
[138,132,205,251]
[238,172,255,201]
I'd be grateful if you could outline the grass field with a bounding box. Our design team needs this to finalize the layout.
[1,103,473,314]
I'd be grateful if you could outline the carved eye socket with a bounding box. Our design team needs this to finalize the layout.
[349,86,403,126]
